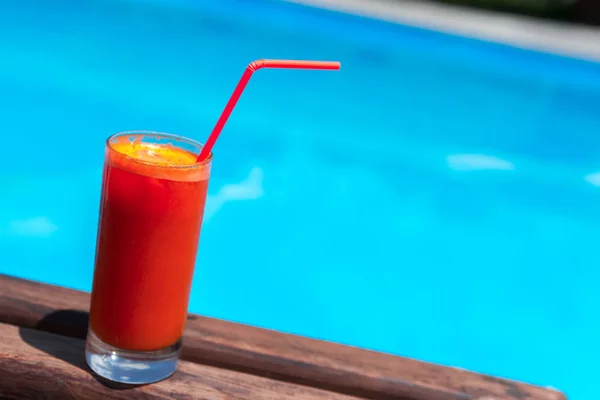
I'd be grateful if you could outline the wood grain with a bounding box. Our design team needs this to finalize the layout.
[0,322,362,400]
[0,274,566,400]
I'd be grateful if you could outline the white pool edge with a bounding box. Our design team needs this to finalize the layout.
[285,0,600,63]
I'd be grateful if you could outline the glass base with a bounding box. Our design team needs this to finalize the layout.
[85,329,182,384]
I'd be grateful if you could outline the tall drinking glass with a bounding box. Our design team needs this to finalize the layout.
[86,131,212,384]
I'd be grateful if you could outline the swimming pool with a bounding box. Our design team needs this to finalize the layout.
[3,0,600,397]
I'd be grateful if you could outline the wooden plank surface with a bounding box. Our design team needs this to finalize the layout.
[0,322,362,400]
[0,274,566,400]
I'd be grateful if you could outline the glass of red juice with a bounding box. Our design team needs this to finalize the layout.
[86,131,212,384]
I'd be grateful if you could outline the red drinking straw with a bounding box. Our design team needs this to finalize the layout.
[196,59,341,162]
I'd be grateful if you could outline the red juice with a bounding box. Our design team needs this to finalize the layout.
[89,133,211,352]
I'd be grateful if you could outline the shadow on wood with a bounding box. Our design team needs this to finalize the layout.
[30,309,89,340]
[17,312,147,391]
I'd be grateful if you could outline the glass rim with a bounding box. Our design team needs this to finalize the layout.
[106,131,213,169]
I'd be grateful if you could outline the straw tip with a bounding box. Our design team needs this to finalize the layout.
[322,61,341,70]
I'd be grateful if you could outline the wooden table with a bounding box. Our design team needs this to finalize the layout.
[0,274,566,400]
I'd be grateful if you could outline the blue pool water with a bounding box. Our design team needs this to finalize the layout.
[3,0,600,397]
